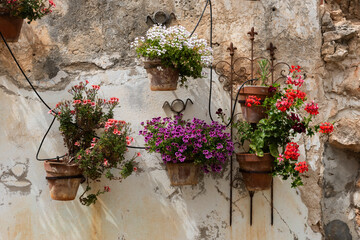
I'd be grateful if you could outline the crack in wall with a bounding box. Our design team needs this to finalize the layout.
[261,192,299,239]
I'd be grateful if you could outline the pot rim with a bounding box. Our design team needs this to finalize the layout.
[165,160,196,165]
[142,58,162,63]
[236,152,272,156]
[44,160,79,167]
[241,85,270,88]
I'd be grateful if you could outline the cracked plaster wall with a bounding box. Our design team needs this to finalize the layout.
[0,0,357,239]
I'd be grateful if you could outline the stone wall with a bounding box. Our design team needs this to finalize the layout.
[0,0,358,239]
[320,1,360,239]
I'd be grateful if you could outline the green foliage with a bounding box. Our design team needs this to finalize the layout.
[234,79,318,188]
[132,25,212,87]
[52,82,138,206]
[1,0,55,23]
[258,59,271,86]
[53,82,116,157]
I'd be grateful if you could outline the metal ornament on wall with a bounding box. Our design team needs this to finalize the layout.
[214,27,293,227]
[214,42,249,95]
[214,27,307,97]
[163,98,193,116]
[146,11,176,26]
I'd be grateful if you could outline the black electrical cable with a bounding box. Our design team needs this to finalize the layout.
[0,31,146,161]
[0,32,53,111]
[190,0,210,37]
[0,0,227,158]
[208,0,214,122]
[36,115,66,161]
[225,78,257,127]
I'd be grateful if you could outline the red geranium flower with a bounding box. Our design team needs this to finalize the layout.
[284,142,300,160]
[276,97,293,112]
[245,95,261,107]
[319,122,334,134]
[286,89,298,100]
[294,161,308,173]
[296,90,306,100]
[304,101,319,115]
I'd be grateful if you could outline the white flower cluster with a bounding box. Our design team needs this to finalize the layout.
[131,25,213,66]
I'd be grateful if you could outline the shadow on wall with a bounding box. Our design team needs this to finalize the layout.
[322,143,360,239]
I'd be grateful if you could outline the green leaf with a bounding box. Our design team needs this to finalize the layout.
[269,144,279,158]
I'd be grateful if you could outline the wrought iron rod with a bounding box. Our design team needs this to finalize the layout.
[229,43,235,226]
[250,191,254,226]
[271,179,274,225]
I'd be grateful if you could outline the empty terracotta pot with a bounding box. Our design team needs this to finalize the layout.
[0,12,23,42]
[239,86,271,123]
[143,59,179,91]
[236,153,274,191]
[44,161,83,201]
[166,162,200,186]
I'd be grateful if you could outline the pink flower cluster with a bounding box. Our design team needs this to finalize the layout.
[109,97,119,104]
[276,97,293,112]
[286,75,304,87]
[304,101,319,115]
[49,0,55,7]
[72,99,96,107]
[105,119,126,130]
[286,66,304,87]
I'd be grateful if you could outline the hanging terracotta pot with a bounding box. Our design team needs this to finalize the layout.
[44,160,83,201]
[143,59,179,91]
[239,86,271,123]
[166,162,200,186]
[0,10,23,42]
[236,153,274,191]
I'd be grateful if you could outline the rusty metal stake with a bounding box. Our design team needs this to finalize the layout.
[249,191,255,226]
[271,178,274,225]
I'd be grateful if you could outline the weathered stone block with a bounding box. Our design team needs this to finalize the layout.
[321,41,336,56]
[330,9,345,22]
[324,44,348,62]
[330,118,360,152]
[325,220,352,240]
[322,11,335,32]
[323,25,357,42]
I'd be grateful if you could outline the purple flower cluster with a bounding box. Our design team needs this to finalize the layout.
[139,115,234,173]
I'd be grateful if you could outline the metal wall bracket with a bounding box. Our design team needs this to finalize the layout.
[163,98,193,116]
[146,11,176,26]
[233,171,274,226]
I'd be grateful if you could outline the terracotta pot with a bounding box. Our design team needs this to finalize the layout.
[239,86,271,123]
[0,12,23,42]
[143,59,179,91]
[166,162,200,186]
[44,161,83,201]
[236,153,274,191]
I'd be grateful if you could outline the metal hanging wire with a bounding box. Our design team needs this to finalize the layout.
[0,32,146,162]
[0,0,251,225]
[0,0,216,160]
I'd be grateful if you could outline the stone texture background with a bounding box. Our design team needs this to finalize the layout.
[0,0,359,239]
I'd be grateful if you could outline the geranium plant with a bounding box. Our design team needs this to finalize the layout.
[232,65,334,187]
[131,25,213,86]
[51,81,138,205]
[139,115,234,173]
[0,0,55,23]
